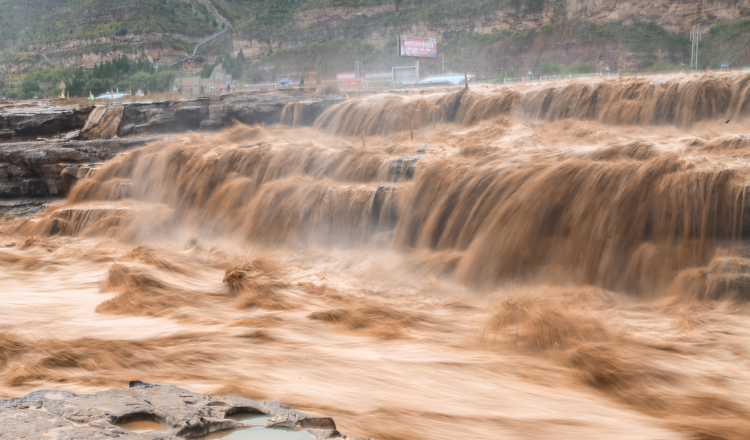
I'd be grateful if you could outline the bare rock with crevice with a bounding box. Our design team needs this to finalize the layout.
[0,381,365,440]
[0,137,163,198]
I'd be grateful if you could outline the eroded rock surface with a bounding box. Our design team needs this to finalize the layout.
[0,197,57,220]
[0,92,341,200]
[0,103,93,141]
[81,105,124,140]
[0,92,340,142]
[0,137,162,197]
[120,92,339,135]
[0,382,361,440]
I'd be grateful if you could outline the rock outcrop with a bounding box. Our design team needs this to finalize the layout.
[0,92,341,199]
[81,105,124,140]
[0,382,360,439]
[0,198,56,220]
[0,137,160,198]
[0,92,341,141]
[120,92,339,135]
[0,103,93,141]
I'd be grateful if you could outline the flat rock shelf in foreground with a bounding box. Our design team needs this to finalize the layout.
[0,381,363,440]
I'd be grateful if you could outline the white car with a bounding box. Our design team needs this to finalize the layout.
[95,92,130,99]
[418,73,476,85]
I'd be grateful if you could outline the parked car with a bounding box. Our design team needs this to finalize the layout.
[418,73,476,86]
[95,92,130,99]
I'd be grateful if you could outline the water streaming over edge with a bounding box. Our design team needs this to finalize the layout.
[4,73,750,439]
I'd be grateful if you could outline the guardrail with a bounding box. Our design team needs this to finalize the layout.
[223,71,622,92]
[168,28,228,68]
[243,78,360,89]
[503,72,618,84]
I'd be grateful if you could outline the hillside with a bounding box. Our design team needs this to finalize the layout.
[3,0,750,87]
[0,0,225,73]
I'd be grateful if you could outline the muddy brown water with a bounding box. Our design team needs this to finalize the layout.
[5,74,750,439]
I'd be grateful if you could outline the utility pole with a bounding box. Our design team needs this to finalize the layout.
[442,54,445,75]
[690,25,702,71]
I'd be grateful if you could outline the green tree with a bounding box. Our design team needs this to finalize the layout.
[84,78,105,95]
[21,78,40,95]
[67,78,86,97]
[200,63,216,78]
[147,71,177,92]
[3,89,18,100]
[129,71,151,91]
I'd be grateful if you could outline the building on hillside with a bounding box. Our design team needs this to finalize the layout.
[173,67,234,94]
[209,66,232,85]
[174,77,210,94]
[214,84,236,93]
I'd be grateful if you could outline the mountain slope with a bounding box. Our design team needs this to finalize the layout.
[2,0,750,79]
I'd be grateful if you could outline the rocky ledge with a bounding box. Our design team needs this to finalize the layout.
[1,91,340,142]
[0,92,341,199]
[0,381,363,440]
[0,136,165,198]
[0,103,92,141]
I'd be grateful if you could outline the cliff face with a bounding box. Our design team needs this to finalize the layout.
[228,0,750,75]
[4,0,750,76]
[553,0,749,34]
[291,0,750,36]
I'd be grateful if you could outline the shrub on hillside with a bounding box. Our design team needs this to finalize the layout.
[565,62,599,75]
[200,64,216,79]
[21,79,40,95]
[84,78,106,95]
[642,60,684,73]
[540,63,561,75]
[317,82,340,95]
[129,72,151,92]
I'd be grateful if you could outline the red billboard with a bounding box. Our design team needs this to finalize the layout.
[399,36,437,58]
[337,72,357,85]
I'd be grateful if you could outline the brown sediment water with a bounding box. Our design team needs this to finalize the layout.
[6,73,750,439]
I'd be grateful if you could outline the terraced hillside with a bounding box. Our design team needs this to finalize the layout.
[3,0,750,80]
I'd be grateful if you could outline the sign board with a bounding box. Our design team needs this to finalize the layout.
[337,72,356,81]
[399,36,437,58]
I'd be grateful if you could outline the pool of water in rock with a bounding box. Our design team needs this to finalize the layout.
[202,427,312,440]
[198,412,310,440]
